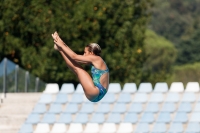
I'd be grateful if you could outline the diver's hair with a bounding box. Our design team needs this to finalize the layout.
[86,43,101,56]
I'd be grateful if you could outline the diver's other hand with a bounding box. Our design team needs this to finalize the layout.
[54,43,62,51]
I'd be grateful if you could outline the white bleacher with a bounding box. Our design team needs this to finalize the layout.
[169,82,184,92]
[33,123,50,133]
[67,123,83,133]
[185,82,200,92]
[138,82,153,93]
[60,83,75,94]
[50,123,67,133]
[122,83,137,93]
[83,123,100,133]
[43,83,59,93]
[116,123,133,133]
[75,83,84,93]
[107,83,121,93]
[154,82,168,93]
[18,82,200,133]
[100,123,117,133]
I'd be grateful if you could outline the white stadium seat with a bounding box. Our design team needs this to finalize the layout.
[43,83,59,93]
[33,123,50,133]
[169,82,184,92]
[60,83,75,93]
[185,82,200,92]
[138,82,153,93]
[107,83,121,93]
[122,83,137,93]
[154,82,168,93]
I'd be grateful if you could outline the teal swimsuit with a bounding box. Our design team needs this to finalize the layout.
[91,64,109,102]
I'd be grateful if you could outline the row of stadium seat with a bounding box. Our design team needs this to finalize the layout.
[43,82,200,94]
[25,111,200,124]
[30,102,200,115]
[37,92,199,104]
[19,122,200,133]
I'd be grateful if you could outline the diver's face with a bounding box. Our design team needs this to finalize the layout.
[83,47,93,56]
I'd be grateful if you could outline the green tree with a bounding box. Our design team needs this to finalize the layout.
[0,0,153,86]
[149,0,200,65]
[149,0,193,46]
[168,63,200,86]
[143,29,177,85]
[176,30,200,65]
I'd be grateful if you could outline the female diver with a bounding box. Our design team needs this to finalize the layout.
[52,32,109,102]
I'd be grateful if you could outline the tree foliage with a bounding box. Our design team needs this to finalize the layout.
[176,30,200,65]
[168,63,200,86]
[143,29,177,84]
[149,0,200,65]
[0,0,153,85]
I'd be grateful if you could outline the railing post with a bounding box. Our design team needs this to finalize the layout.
[15,65,19,92]
[3,58,7,97]
[35,77,39,92]
[25,71,29,92]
